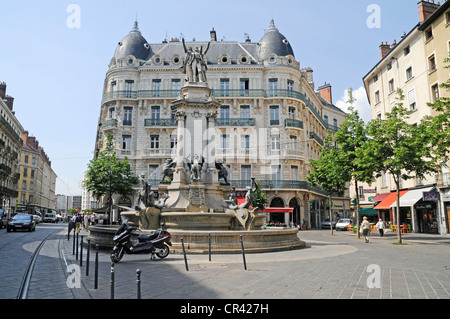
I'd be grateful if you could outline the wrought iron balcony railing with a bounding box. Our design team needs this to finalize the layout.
[144,119,177,127]
[285,119,304,129]
[215,118,256,126]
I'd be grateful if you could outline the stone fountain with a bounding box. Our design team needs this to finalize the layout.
[88,39,305,253]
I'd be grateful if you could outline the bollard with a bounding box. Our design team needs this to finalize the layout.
[110,255,115,299]
[208,233,211,262]
[240,235,247,271]
[86,239,91,276]
[76,233,79,260]
[80,236,83,267]
[72,229,76,255]
[136,269,141,299]
[181,238,189,271]
[94,244,99,289]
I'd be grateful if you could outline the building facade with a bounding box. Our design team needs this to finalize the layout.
[363,0,450,234]
[93,20,348,228]
[0,82,23,217]
[17,131,57,215]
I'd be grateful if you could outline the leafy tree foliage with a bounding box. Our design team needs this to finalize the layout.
[84,134,139,222]
[362,89,440,243]
[308,133,350,234]
[334,88,376,237]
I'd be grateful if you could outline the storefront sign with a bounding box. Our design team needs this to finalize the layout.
[423,191,439,202]
[416,203,434,210]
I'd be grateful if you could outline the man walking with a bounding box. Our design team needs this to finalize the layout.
[376,219,385,237]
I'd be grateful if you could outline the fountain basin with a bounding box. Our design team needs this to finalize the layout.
[87,225,305,254]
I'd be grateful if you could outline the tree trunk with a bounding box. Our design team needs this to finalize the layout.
[395,177,402,244]
[355,180,360,239]
[329,195,333,236]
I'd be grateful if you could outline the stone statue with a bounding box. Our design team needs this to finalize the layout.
[138,173,150,208]
[215,161,229,185]
[138,173,170,209]
[160,158,176,183]
[181,38,210,83]
[185,154,204,182]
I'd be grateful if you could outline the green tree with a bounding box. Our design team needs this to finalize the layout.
[334,88,376,238]
[308,133,350,235]
[84,134,139,223]
[422,56,450,164]
[363,89,439,243]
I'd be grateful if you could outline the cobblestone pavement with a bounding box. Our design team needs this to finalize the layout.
[53,227,450,301]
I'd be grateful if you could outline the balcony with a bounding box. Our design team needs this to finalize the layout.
[101,119,118,130]
[229,180,329,196]
[211,89,265,97]
[136,148,176,158]
[144,119,177,127]
[215,118,255,126]
[139,90,180,98]
[102,90,137,103]
[285,119,304,129]
[309,132,324,146]
[324,123,340,133]
[101,88,329,129]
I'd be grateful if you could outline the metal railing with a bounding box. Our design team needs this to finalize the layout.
[215,118,256,126]
[100,88,340,136]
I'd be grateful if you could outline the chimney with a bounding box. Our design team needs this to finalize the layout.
[0,82,6,100]
[318,83,333,104]
[418,0,440,22]
[22,131,29,143]
[380,42,391,59]
[5,96,14,111]
[210,28,217,41]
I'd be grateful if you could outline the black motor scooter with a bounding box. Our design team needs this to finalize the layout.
[111,220,172,263]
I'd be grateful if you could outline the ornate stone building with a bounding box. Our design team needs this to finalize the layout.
[0,82,23,217]
[17,131,57,215]
[93,20,348,228]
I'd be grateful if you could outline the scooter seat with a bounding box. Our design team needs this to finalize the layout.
[138,231,159,242]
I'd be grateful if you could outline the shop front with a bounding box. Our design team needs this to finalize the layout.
[439,187,450,234]
[374,190,408,224]
[415,201,438,234]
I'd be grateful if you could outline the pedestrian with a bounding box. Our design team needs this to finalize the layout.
[360,216,370,243]
[84,213,89,229]
[75,213,82,233]
[376,219,385,237]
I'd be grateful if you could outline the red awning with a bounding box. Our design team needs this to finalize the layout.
[374,190,408,210]
[372,193,389,203]
[262,207,294,213]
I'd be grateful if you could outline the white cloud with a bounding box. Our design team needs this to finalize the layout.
[335,87,372,124]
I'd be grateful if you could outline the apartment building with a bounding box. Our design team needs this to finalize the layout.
[363,0,450,234]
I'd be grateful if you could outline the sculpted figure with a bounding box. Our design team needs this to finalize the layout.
[181,38,210,82]
[160,158,176,183]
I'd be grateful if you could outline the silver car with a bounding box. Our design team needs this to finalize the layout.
[336,219,353,231]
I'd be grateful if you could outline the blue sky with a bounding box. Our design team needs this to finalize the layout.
[0,0,421,195]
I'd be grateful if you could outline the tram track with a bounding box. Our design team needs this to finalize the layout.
[16,229,61,299]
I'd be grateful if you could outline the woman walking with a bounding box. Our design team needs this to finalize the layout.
[361,216,370,243]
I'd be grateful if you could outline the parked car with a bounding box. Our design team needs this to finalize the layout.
[43,213,58,223]
[336,218,353,231]
[7,214,36,232]
[0,209,8,229]
[321,219,337,229]
[32,215,41,224]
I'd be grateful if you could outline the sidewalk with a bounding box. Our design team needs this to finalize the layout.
[59,227,450,300]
